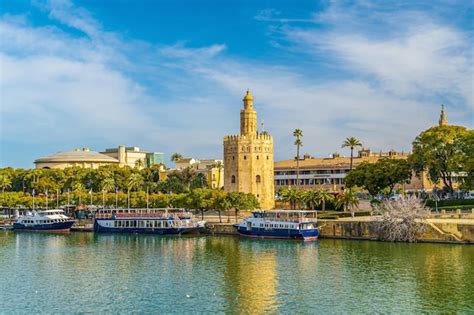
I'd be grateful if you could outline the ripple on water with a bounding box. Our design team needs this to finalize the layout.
[0,232,473,314]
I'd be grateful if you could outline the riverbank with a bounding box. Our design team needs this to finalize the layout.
[205,216,474,244]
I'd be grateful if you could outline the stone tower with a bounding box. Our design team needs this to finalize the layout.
[223,90,275,209]
[439,104,448,127]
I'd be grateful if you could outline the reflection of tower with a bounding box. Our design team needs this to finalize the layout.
[439,105,448,127]
[218,238,277,314]
[223,90,275,209]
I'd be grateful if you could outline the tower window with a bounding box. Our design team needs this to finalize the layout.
[257,155,259,160]
[232,156,235,160]
[231,175,236,183]
[256,175,261,183]
[267,156,269,160]
[244,156,247,160]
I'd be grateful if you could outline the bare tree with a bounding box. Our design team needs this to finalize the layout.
[374,196,430,242]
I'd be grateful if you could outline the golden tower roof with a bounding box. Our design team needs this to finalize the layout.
[243,89,253,101]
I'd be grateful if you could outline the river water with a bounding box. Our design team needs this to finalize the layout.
[0,232,472,314]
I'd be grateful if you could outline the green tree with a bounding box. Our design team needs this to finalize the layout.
[293,129,303,187]
[335,191,359,212]
[170,153,183,163]
[280,188,302,210]
[211,189,230,223]
[410,125,469,193]
[345,159,411,197]
[317,190,335,211]
[342,137,362,171]
[302,190,319,210]
[190,173,208,190]
[460,130,474,190]
[134,158,145,169]
[0,174,12,192]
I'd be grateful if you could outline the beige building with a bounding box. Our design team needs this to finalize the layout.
[167,158,224,189]
[35,148,119,169]
[101,145,164,169]
[274,106,461,193]
[223,90,275,209]
[274,149,424,192]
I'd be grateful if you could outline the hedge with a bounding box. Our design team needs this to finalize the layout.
[426,199,474,208]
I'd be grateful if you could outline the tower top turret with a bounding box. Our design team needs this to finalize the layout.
[439,104,448,127]
[243,89,254,109]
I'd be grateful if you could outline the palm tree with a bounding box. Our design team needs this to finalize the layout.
[134,158,145,169]
[127,173,144,209]
[0,174,12,193]
[342,137,362,171]
[101,178,115,207]
[302,190,319,210]
[210,161,224,189]
[293,129,303,188]
[281,188,302,210]
[170,153,183,164]
[335,191,359,212]
[317,190,335,211]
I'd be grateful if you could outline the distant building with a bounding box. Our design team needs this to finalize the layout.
[274,149,418,192]
[274,106,463,193]
[162,158,224,189]
[35,145,164,170]
[223,90,275,209]
[101,145,164,169]
[35,148,119,169]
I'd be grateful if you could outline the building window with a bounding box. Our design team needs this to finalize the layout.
[267,156,269,160]
[244,156,247,160]
[256,175,261,183]
[256,155,259,160]
[231,175,236,183]
[232,156,235,160]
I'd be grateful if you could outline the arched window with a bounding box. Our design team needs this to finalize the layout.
[256,175,261,183]
[256,155,259,160]
[231,175,236,183]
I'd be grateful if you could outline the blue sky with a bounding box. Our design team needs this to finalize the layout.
[1,0,473,168]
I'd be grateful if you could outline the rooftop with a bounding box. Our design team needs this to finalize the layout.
[35,148,119,163]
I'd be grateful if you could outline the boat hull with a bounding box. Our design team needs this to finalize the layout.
[236,226,319,241]
[93,220,201,235]
[13,220,75,232]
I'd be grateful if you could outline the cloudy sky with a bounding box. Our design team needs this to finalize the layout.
[1,0,472,168]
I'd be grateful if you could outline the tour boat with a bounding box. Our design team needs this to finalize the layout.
[93,208,206,235]
[234,210,319,241]
[13,209,75,232]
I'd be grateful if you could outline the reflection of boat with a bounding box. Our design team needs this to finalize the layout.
[235,210,319,241]
[93,208,206,235]
[13,209,75,232]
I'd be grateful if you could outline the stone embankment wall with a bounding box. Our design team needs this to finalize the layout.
[207,220,474,243]
[318,220,474,243]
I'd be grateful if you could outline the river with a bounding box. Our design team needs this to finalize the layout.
[0,232,472,313]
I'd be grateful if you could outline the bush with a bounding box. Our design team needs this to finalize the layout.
[426,199,474,208]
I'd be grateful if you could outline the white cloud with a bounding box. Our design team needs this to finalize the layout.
[0,0,472,168]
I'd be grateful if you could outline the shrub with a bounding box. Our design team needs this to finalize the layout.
[426,199,474,208]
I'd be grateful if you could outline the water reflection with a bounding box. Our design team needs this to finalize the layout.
[0,232,472,314]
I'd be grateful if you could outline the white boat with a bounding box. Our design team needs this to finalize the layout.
[235,210,319,241]
[13,209,75,232]
[93,208,206,235]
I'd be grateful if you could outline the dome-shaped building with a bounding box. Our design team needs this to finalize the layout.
[35,148,119,169]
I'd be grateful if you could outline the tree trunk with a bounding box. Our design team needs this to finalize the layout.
[322,200,326,211]
[218,211,222,223]
[350,147,354,171]
[296,145,300,188]
[201,209,204,220]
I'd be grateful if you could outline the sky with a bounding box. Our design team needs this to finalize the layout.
[0,0,473,168]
